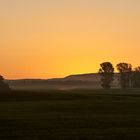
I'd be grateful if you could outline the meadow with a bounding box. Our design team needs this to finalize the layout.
[1,89,140,139]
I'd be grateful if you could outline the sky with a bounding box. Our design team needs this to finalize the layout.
[0,0,140,79]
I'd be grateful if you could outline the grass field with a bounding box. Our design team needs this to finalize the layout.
[1,89,140,139]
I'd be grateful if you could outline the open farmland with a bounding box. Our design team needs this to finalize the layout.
[0,89,140,139]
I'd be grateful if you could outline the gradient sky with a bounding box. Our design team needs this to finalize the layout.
[0,0,140,79]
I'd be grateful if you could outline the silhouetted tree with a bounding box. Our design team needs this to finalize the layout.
[0,75,10,92]
[99,62,114,88]
[132,66,140,88]
[116,63,132,88]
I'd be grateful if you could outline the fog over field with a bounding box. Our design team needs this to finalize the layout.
[7,73,120,90]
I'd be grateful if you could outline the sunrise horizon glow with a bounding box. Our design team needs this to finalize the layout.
[0,0,140,79]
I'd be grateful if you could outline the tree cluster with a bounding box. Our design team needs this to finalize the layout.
[99,62,140,89]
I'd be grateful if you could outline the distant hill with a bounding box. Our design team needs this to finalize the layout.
[64,73,100,82]
[46,73,100,82]
[48,73,119,82]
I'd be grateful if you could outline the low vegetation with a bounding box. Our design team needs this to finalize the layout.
[1,89,140,139]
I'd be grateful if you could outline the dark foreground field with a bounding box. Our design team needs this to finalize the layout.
[1,89,140,140]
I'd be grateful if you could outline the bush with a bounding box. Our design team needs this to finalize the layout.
[0,75,11,92]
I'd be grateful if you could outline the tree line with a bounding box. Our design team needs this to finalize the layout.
[99,62,140,88]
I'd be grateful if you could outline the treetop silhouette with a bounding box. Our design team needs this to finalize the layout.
[99,62,114,88]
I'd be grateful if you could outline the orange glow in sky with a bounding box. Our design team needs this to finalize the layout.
[0,0,140,79]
